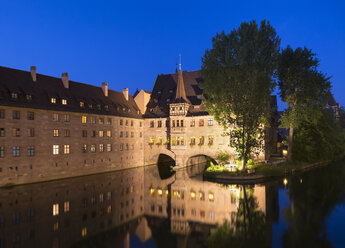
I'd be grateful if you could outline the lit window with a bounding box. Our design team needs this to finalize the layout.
[53,203,59,216]
[26,94,32,101]
[82,116,87,124]
[209,193,214,202]
[81,227,87,237]
[64,201,70,212]
[107,130,111,137]
[99,118,104,124]
[150,187,154,196]
[158,189,163,196]
[53,145,59,155]
[190,137,196,145]
[51,98,56,104]
[64,145,70,154]
[157,136,162,145]
[82,144,87,153]
[200,191,205,201]
[191,191,196,200]
[107,205,112,214]
[99,130,104,137]
[11,92,18,99]
[62,99,67,105]
[173,190,184,200]
[53,129,59,137]
[90,144,96,152]
[172,137,176,146]
[199,136,204,145]
[99,144,104,152]
[80,101,84,107]
[149,136,154,145]
[199,119,204,126]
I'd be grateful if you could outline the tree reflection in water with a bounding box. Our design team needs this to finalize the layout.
[208,185,272,248]
[282,163,345,248]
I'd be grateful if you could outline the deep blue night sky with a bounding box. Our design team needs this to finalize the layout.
[0,0,344,109]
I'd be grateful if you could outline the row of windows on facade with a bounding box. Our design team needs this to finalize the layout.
[149,118,213,128]
[0,142,141,158]
[0,109,35,120]
[50,96,138,114]
[149,136,214,146]
[172,207,215,221]
[7,92,134,114]
[0,109,141,127]
[149,187,215,202]
[82,116,142,127]
[0,146,35,158]
[0,128,35,137]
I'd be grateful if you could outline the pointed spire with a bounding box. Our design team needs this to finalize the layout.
[175,54,189,103]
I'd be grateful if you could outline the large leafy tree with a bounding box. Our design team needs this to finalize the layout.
[201,20,280,170]
[277,46,331,162]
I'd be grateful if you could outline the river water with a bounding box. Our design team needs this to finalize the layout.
[0,161,345,248]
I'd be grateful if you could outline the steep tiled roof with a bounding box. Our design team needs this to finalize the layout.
[0,66,142,118]
[145,70,206,117]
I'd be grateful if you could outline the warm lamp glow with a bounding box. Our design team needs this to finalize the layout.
[158,189,163,196]
[283,178,288,186]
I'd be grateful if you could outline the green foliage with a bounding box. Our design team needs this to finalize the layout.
[206,161,228,173]
[277,46,331,161]
[217,152,230,165]
[292,108,345,162]
[201,20,280,169]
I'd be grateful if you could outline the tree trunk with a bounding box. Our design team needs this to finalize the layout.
[241,157,247,172]
[287,123,293,162]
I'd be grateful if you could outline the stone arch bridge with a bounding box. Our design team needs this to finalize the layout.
[145,146,221,169]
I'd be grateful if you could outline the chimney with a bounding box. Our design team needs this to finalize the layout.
[123,88,129,101]
[102,82,108,97]
[30,66,37,82]
[61,72,69,88]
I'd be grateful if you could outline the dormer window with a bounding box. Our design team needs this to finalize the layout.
[11,92,18,99]
[154,99,158,103]
[166,98,170,102]
[197,95,202,100]
[51,98,56,104]
[62,99,67,105]
[88,104,93,109]
[80,101,84,107]
[169,89,173,93]
[157,90,161,94]
[122,107,126,112]
[26,94,32,101]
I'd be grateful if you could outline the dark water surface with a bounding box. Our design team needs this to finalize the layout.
[1,161,345,248]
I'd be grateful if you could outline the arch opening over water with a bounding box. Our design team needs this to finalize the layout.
[157,154,176,179]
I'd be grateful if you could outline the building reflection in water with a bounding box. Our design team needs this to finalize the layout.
[0,162,278,248]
